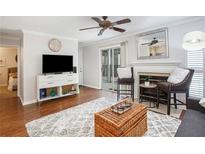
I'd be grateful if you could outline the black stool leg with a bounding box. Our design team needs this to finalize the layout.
[185,91,188,109]
[157,88,159,108]
[131,84,134,102]
[174,93,177,109]
[117,83,120,101]
[167,92,171,115]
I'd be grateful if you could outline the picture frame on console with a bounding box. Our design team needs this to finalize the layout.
[136,28,169,59]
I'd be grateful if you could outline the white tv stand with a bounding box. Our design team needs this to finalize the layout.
[37,73,79,104]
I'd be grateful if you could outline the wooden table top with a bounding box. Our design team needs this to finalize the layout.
[140,83,157,88]
[95,102,147,128]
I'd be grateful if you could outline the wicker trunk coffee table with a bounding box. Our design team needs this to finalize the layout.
[94,102,147,137]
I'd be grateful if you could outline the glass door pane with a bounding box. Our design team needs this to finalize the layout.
[101,49,113,91]
[113,48,121,91]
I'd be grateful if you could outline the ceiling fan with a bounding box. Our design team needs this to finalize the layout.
[79,16,131,36]
[141,38,163,46]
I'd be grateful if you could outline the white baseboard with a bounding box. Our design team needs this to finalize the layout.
[19,96,24,105]
[22,99,37,106]
[18,95,37,106]
[82,84,100,89]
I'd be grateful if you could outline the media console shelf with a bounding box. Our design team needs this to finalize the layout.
[37,73,79,105]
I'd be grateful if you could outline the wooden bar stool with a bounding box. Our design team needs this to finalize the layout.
[157,68,194,115]
[117,67,134,101]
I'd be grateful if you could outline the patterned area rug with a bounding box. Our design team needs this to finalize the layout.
[26,97,181,137]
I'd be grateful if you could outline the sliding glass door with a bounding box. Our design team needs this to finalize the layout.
[101,47,121,91]
[101,49,112,91]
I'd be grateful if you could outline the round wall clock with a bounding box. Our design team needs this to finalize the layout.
[48,39,62,52]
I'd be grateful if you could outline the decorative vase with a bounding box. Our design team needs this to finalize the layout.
[50,88,56,97]
[145,81,150,86]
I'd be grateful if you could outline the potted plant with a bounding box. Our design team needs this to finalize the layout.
[144,77,150,86]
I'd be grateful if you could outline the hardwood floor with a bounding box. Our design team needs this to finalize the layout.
[0,86,116,137]
[0,86,17,99]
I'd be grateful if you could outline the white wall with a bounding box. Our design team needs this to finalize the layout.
[83,45,100,88]
[22,31,78,105]
[0,37,21,47]
[0,47,17,85]
[82,18,205,95]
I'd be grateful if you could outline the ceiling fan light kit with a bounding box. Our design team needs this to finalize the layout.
[80,16,131,36]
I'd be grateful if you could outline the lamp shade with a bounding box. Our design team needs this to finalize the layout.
[182,31,205,50]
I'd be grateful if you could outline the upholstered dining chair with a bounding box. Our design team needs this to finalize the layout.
[117,67,134,101]
[157,68,194,115]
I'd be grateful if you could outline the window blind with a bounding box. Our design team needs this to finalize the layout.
[187,50,204,98]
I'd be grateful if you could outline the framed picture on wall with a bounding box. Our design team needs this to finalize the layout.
[136,28,169,59]
[0,57,6,67]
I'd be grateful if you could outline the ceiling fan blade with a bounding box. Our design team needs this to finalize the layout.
[98,29,105,36]
[91,17,102,24]
[111,27,126,33]
[79,26,100,31]
[112,18,131,26]
[141,43,150,45]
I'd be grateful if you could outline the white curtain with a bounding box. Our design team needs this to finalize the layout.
[120,41,128,67]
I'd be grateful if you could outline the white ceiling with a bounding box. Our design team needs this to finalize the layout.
[0,16,201,43]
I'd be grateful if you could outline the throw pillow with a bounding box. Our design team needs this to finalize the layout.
[117,67,132,79]
[167,67,189,84]
[199,98,205,108]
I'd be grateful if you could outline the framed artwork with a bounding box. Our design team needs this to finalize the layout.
[136,28,169,59]
[0,57,6,67]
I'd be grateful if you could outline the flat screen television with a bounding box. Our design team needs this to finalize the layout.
[42,54,73,73]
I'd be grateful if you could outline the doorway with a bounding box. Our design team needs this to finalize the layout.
[101,46,121,91]
[0,46,18,99]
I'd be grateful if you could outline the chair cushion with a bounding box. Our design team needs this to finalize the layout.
[175,109,205,137]
[117,67,132,79]
[199,98,205,108]
[118,78,134,85]
[167,67,189,84]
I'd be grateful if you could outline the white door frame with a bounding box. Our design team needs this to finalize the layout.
[78,48,83,85]
[0,44,20,97]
